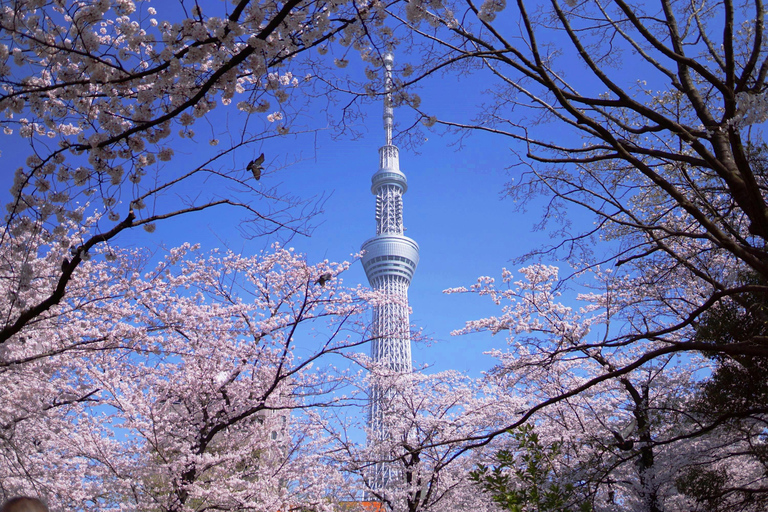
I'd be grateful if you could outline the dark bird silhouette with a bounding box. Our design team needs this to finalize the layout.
[247,153,265,181]
[315,272,332,287]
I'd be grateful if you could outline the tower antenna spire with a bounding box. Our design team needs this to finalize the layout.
[383,53,394,146]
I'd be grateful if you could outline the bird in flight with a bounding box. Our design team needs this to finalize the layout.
[315,273,332,287]
[247,153,265,181]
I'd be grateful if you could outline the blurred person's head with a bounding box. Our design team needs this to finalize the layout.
[0,497,48,512]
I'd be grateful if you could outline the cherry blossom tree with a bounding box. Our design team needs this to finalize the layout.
[0,0,394,357]
[0,230,380,511]
[447,263,768,511]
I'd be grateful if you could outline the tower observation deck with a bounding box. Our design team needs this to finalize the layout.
[362,53,419,492]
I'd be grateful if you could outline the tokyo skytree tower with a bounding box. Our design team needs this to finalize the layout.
[361,53,419,491]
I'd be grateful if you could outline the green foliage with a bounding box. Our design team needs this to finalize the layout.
[675,467,729,512]
[694,272,768,415]
[470,425,591,512]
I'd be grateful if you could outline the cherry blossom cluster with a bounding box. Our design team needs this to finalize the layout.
[0,231,382,510]
[733,90,768,127]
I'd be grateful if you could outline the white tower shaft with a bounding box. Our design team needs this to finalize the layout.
[362,54,419,492]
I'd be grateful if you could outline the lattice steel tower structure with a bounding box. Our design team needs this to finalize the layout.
[361,53,419,491]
